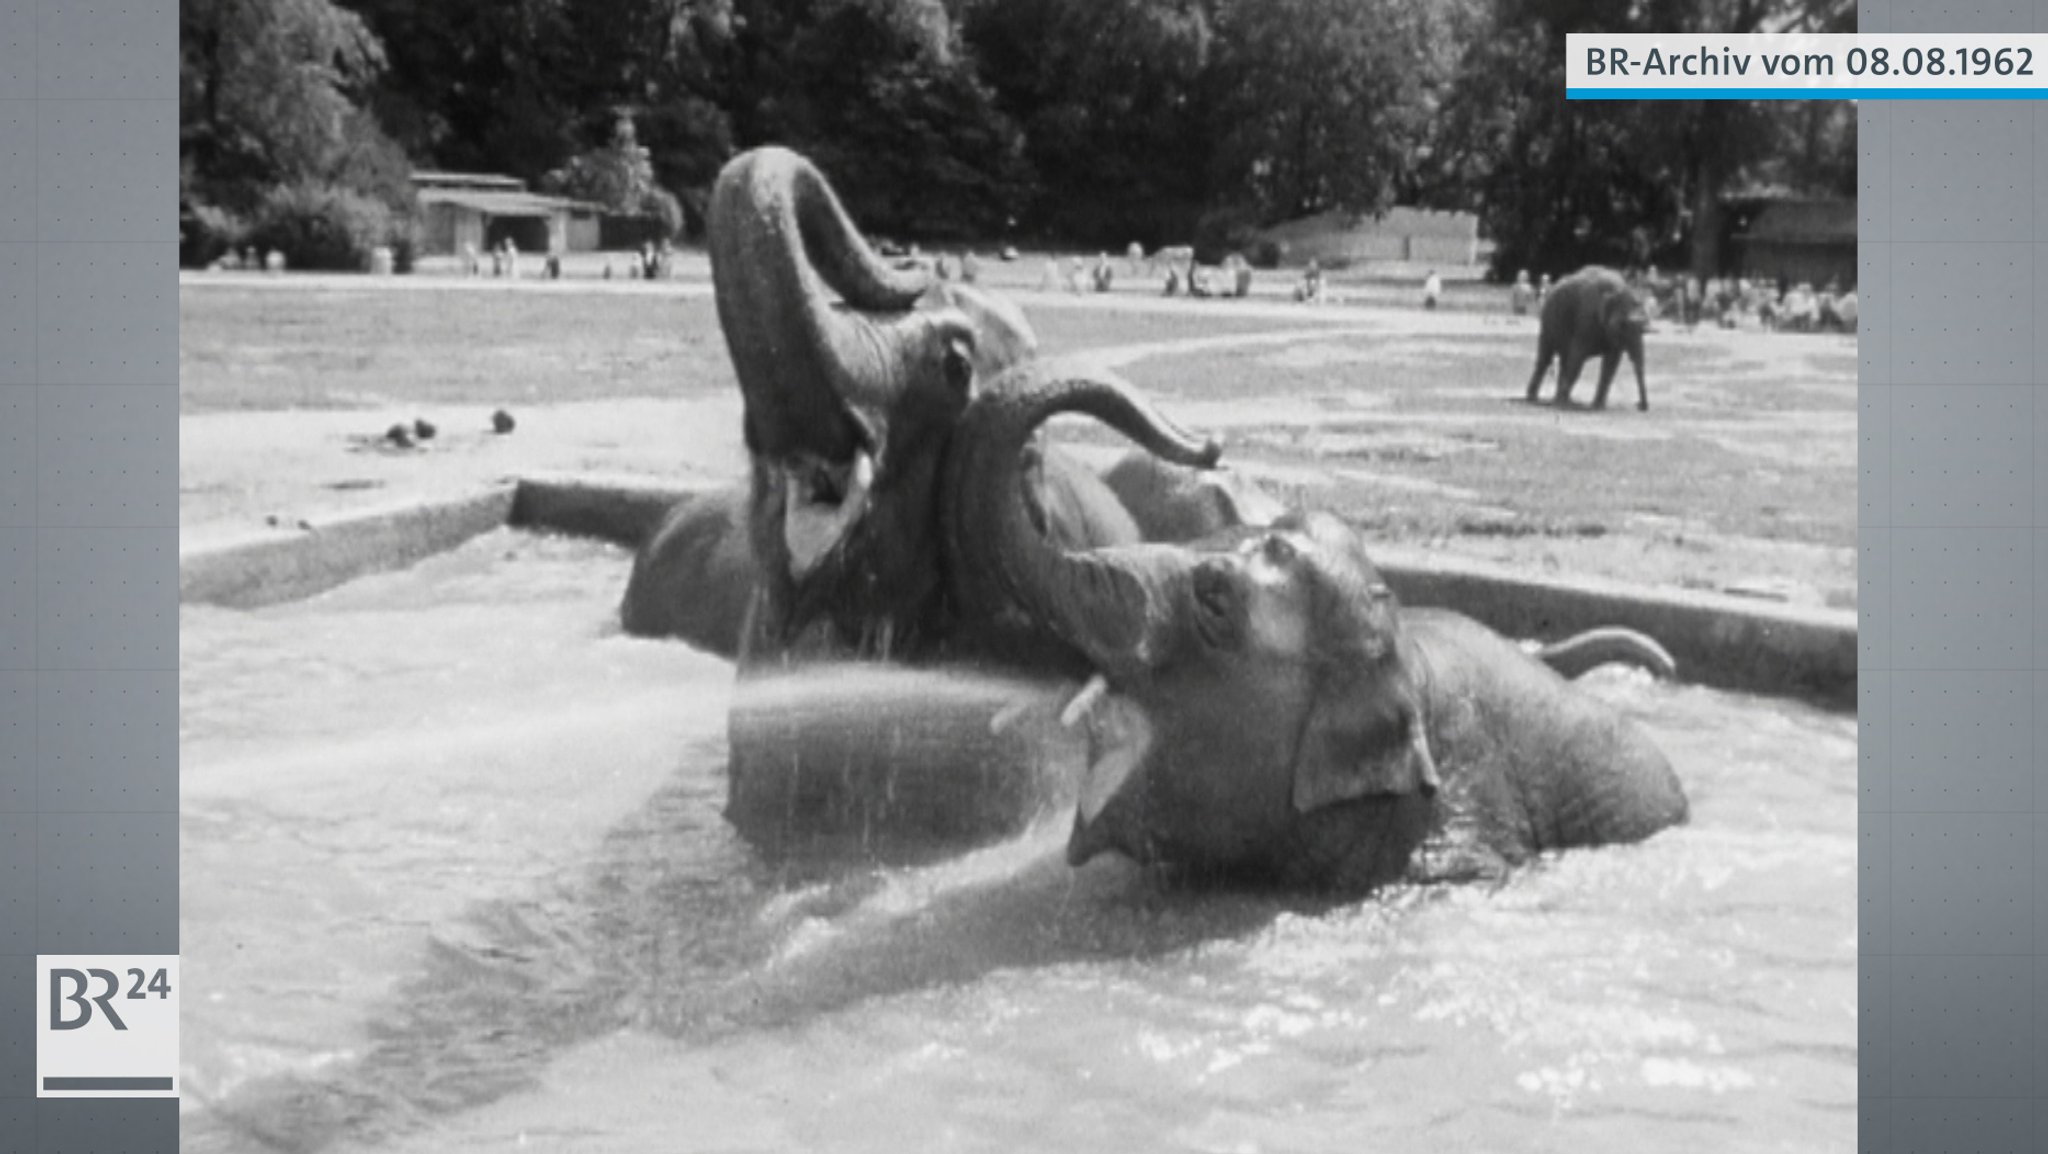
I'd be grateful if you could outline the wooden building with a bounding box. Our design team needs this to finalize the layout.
[413,172,604,257]
[1258,206,1485,269]
[1724,197,1856,289]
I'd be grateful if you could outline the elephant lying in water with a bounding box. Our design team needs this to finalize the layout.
[942,364,1690,890]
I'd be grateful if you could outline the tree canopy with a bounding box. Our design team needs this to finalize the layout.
[178,0,1859,275]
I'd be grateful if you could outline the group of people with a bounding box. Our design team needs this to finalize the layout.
[1642,271,1857,333]
[1293,262,1457,311]
[1500,265,1857,334]
[207,247,287,274]
[1164,253,1254,299]
[454,237,679,282]
[1025,249,1255,299]
[626,239,676,280]
[1037,255,1105,294]
[460,238,526,278]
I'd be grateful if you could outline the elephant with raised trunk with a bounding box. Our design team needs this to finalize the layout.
[942,363,1690,890]
[1525,266,1650,412]
[701,147,1226,855]
[710,147,1045,653]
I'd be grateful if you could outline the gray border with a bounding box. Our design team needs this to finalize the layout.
[1859,1,2047,1152]
[0,0,179,1149]
[8,0,2029,1147]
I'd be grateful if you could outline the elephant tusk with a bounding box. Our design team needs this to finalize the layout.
[1060,674,1110,729]
[988,699,1034,736]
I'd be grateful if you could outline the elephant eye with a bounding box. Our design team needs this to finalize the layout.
[1261,533,1298,566]
[1191,562,1242,645]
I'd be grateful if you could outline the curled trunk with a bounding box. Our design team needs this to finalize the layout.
[943,364,1221,675]
[708,147,936,465]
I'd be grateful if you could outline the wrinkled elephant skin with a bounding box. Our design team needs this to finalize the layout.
[945,364,1690,891]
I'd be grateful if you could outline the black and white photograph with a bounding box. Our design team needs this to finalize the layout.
[178,0,1858,1149]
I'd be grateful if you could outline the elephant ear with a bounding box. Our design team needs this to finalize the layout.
[1604,291,1647,336]
[1290,671,1440,813]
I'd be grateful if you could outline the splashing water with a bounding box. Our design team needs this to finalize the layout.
[179,531,1855,1154]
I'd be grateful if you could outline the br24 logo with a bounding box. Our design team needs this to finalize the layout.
[49,967,172,1031]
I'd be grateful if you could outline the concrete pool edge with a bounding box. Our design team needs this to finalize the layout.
[180,478,1857,708]
[180,487,519,609]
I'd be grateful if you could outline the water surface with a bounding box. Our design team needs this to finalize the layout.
[180,531,1855,1153]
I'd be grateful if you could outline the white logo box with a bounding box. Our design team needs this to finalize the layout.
[36,956,180,1099]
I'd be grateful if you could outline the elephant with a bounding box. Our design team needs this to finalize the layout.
[619,448,1263,659]
[1524,266,1650,412]
[700,147,1226,854]
[619,484,756,656]
[941,362,1691,891]
[707,145,1058,662]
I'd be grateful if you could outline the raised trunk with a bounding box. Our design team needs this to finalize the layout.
[942,364,1221,676]
[707,147,935,464]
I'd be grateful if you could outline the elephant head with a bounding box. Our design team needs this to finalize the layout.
[1603,287,1650,383]
[708,147,1040,649]
[943,365,1441,881]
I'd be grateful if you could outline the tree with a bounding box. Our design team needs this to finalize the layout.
[1426,0,1859,279]
[344,0,584,185]
[962,0,1216,244]
[1205,0,1453,226]
[180,0,387,210]
[542,114,660,210]
[778,0,1032,239]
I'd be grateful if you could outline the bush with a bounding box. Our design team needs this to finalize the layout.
[1192,205,1265,267]
[246,183,394,272]
[640,187,684,240]
[179,202,247,269]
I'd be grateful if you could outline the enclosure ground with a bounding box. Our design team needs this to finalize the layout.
[179,270,1855,607]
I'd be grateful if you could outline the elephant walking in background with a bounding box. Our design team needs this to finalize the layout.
[942,363,1689,890]
[1525,266,1651,412]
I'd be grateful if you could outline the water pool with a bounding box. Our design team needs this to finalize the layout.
[179,530,1855,1153]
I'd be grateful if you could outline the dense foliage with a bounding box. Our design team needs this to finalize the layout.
[178,0,1858,275]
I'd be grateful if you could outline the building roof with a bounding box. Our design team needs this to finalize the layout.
[412,171,527,192]
[417,188,605,217]
[1730,198,1856,245]
[1261,206,1478,244]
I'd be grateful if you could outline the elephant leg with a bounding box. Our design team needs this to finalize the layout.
[1591,352,1621,410]
[1555,350,1587,404]
[1524,340,1556,403]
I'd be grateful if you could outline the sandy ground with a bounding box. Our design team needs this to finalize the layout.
[176,271,1424,544]
[179,271,1854,607]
